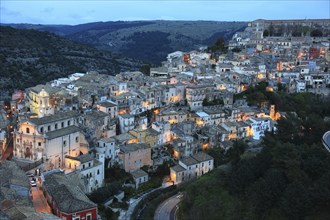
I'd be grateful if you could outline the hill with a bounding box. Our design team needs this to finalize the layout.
[5,20,247,64]
[0,26,141,98]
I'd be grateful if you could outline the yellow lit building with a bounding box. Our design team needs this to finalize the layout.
[129,128,160,148]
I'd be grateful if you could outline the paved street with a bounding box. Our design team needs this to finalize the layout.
[323,131,330,152]
[31,183,52,213]
[120,187,163,220]
[154,194,182,220]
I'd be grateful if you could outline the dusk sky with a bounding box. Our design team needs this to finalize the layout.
[1,0,329,25]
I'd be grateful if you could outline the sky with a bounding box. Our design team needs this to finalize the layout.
[1,0,329,25]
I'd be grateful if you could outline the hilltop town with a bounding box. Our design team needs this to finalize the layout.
[1,18,330,219]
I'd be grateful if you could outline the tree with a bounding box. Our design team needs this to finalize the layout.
[310,29,323,37]
[231,47,242,53]
[208,36,228,53]
[263,30,269,37]
[207,147,225,167]
[90,94,97,107]
[139,64,151,76]
[268,24,275,36]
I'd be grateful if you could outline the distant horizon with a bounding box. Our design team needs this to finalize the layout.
[1,18,330,27]
[1,1,329,25]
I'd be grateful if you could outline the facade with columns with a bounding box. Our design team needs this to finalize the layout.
[26,85,58,117]
[13,111,88,169]
[26,84,78,118]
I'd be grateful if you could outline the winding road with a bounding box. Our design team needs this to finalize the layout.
[322,130,330,152]
[154,194,182,220]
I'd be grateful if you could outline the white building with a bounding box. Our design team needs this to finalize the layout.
[96,137,116,160]
[97,101,118,119]
[152,121,172,144]
[295,80,306,92]
[13,111,88,169]
[195,112,211,126]
[170,151,214,184]
[131,169,149,189]
[118,114,135,134]
[65,153,105,193]
[245,117,271,140]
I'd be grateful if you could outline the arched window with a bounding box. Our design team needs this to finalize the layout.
[26,127,30,134]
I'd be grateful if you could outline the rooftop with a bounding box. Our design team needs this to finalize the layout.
[28,111,80,126]
[121,143,150,153]
[46,126,80,140]
[113,133,136,142]
[196,111,210,118]
[84,110,108,120]
[43,173,96,214]
[0,160,29,188]
[28,84,62,95]
[131,169,148,179]
[65,154,94,163]
[97,101,117,108]
[171,164,186,173]
[191,152,214,163]
[181,156,198,166]
[98,137,115,143]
